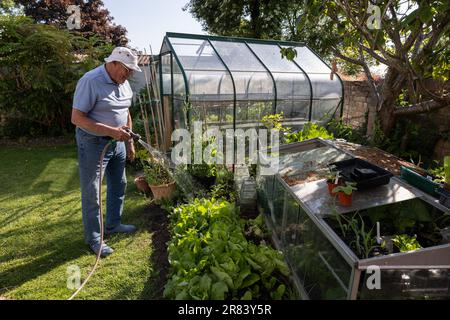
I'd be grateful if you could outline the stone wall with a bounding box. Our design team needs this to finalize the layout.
[341,80,377,129]
[341,80,450,161]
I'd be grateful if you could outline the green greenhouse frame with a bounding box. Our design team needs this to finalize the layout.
[158,32,344,132]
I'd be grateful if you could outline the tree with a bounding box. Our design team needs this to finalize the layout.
[14,0,128,46]
[286,1,450,137]
[185,0,449,139]
[0,15,113,136]
[184,0,296,39]
[0,0,21,15]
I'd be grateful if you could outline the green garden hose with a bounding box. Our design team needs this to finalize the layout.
[68,139,116,300]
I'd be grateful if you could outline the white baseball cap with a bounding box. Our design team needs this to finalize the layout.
[104,47,142,72]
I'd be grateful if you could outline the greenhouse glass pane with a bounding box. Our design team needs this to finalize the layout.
[311,99,341,124]
[247,43,302,73]
[186,71,234,101]
[274,73,310,99]
[160,38,171,55]
[161,54,171,95]
[277,100,309,120]
[309,74,342,99]
[172,55,185,96]
[233,72,274,101]
[173,96,187,130]
[358,269,450,299]
[257,175,275,218]
[271,177,288,241]
[168,37,226,71]
[235,102,269,127]
[210,41,266,72]
[285,204,352,299]
[189,98,234,127]
[281,191,301,247]
[291,45,331,74]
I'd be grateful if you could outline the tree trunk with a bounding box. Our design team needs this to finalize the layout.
[249,0,261,38]
[377,68,403,136]
[379,98,397,136]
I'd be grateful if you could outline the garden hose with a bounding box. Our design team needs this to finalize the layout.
[68,139,115,300]
[68,130,141,300]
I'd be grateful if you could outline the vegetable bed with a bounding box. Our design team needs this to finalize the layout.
[163,198,293,300]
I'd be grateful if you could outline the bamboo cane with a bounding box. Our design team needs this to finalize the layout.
[148,46,166,138]
[144,49,164,151]
[137,94,152,147]
[142,55,160,150]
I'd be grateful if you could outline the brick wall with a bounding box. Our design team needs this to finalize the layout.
[342,80,450,162]
[341,80,375,128]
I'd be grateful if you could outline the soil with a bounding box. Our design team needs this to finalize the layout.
[283,171,324,186]
[145,199,295,299]
[333,140,417,176]
[142,203,170,299]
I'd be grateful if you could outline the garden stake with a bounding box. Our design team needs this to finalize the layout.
[142,65,160,149]
[376,221,382,245]
[138,94,153,148]
[144,48,164,148]
[149,45,166,134]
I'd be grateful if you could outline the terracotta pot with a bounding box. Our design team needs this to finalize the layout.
[149,181,176,200]
[134,176,151,193]
[338,192,353,206]
[327,181,339,196]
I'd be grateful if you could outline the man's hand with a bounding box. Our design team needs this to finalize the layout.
[111,127,131,141]
[126,141,136,162]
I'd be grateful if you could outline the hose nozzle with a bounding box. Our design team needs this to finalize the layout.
[125,128,142,142]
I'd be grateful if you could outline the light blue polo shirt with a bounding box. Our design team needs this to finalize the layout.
[72,64,133,136]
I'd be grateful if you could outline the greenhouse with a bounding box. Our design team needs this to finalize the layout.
[256,138,450,300]
[158,32,344,131]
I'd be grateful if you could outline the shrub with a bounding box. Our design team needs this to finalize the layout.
[0,15,113,136]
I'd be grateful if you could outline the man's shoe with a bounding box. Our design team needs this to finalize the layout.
[105,224,137,235]
[90,242,114,258]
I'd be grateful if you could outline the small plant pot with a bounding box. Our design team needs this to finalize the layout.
[327,180,339,196]
[134,176,151,194]
[149,181,176,200]
[337,192,353,206]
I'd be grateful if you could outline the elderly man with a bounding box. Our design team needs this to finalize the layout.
[71,47,142,257]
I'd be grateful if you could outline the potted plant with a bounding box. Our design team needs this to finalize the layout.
[332,182,357,207]
[143,159,176,200]
[132,148,152,193]
[325,170,341,196]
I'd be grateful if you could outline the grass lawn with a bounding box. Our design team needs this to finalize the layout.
[0,143,158,300]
